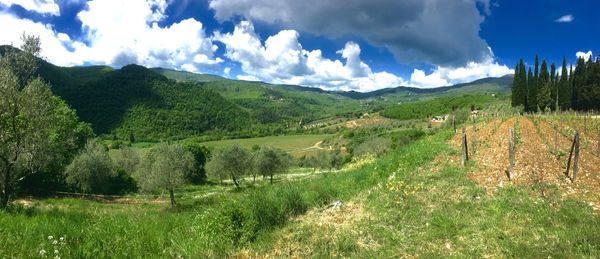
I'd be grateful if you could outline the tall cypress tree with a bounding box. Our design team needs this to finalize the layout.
[572,58,586,109]
[537,59,552,110]
[511,61,521,107]
[550,63,557,110]
[527,67,533,111]
[559,57,570,110]
[511,59,527,108]
[527,55,540,111]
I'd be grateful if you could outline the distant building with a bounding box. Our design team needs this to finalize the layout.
[431,114,449,123]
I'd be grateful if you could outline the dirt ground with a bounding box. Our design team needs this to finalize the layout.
[450,116,600,210]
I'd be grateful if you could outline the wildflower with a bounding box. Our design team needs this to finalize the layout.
[52,240,58,245]
[48,235,54,240]
[54,249,59,254]
[39,249,46,255]
[59,237,64,241]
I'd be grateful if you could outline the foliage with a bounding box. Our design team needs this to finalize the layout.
[0,37,91,208]
[513,54,600,111]
[114,145,140,174]
[353,137,392,158]
[135,143,195,208]
[253,147,290,184]
[205,145,251,188]
[181,143,210,184]
[64,141,115,194]
[380,94,504,120]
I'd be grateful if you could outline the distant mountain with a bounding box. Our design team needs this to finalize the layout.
[150,68,226,83]
[336,75,513,100]
[0,45,512,140]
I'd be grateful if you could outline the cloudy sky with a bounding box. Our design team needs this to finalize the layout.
[0,0,597,91]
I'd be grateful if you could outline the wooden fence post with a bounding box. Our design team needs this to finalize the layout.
[461,127,468,166]
[472,117,477,155]
[452,114,456,133]
[566,131,580,183]
[508,127,514,180]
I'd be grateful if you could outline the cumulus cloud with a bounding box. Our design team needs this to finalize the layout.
[576,51,593,61]
[0,0,59,15]
[409,57,512,88]
[555,14,574,23]
[0,0,220,72]
[214,21,406,92]
[209,0,493,67]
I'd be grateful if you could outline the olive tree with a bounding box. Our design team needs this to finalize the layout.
[0,34,91,208]
[64,141,115,193]
[205,144,250,188]
[135,143,195,208]
[254,147,290,184]
[114,145,140,174]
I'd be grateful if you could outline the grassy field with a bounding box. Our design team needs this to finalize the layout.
[2,127,600,257]
[194,134,334,157]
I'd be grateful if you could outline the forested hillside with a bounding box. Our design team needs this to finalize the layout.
[155,69,366,124]
[50,64,251,140]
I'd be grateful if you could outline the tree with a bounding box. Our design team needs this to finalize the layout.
[135,143,195,208]
[64,141,115,193]
[511,60,527,108]
[550,63,557,110]
[114,145,140,174]
[527,55,540,111]
[537,59,552,110]
[558,57,570,110]
[253,147,290,184]
[205,144,250,188]
[0,34,91,208]
[182,143,210,184]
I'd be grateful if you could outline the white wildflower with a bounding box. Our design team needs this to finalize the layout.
[54,249,59,254]
[39,249,46,255]
[52,240,58,245]
[48,235,54,240]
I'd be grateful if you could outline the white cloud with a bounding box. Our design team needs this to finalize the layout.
[409,57,512,88]
[223,67,231,77]
[214,21,406,92]
[555,14,574,23]
[0,0,220,73]
[209,0,495,67]
[0,13,83,66]
[0,0,59,15]
[576,50,593,61]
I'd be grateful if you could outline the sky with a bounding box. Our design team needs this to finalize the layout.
[0,0,597,92]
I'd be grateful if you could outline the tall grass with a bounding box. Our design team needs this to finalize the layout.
[0,130,449,257]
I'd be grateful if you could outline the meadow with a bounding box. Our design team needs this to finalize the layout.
[3,123,600,257]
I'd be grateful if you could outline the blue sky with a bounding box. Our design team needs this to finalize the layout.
[0,0,596,91]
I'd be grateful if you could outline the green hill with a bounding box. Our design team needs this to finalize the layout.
[156,70,366,124]
[49,64,251,141]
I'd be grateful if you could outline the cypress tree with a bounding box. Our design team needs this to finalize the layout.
[519,59,528,108]
[527,55,540,111]
[550,63,557,110]
[573,58,586,109]
[527,67,533,111]
[511,59,527,108]
[559,57,570,110]
[537,59,552,110]
[511,61,521,107]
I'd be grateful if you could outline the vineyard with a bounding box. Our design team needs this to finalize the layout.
[451,112,600,210]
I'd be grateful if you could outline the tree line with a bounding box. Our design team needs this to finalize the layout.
[512,54,600,112]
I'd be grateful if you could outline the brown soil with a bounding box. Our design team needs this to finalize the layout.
[451,116,600,210]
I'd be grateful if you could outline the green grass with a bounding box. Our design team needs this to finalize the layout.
[257,131,600,258]
[2,128,600,258]
[194,134,333,157]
